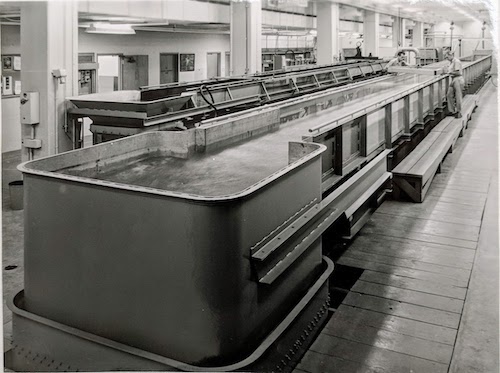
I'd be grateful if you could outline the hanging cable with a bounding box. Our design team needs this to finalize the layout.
[199,85,218,117]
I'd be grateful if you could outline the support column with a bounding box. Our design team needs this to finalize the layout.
[21,1,78,161]
[413,21,424,48]
[230,0,262,76]
[363,10,380,58]
[316,1,340,65]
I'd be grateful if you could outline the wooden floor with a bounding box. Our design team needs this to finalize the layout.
[295,82,498,373]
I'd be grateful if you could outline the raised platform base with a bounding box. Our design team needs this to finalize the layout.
[6,258,333,373]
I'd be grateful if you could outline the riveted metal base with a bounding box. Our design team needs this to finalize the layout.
[6,258,333,373]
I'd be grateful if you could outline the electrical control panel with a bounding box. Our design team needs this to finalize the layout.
[2,76,13,95]
[79,69,94,95]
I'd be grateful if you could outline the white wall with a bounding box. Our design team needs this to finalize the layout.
[79,29,230,84]
[79,0,230,24]
[1,96,21,153]
[432,21,464,50]
[97,55,120,76]
[2,26,22,152]
[1,25,20,55]
[339,21,361,55]
[2,25,230,85]
[339,21,392,58]
[431,21,494,57]
[262,9,315,29]
[458,20,494,57]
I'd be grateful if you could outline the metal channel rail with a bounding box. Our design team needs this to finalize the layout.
[66,60,387,146]
[139,60,386,100]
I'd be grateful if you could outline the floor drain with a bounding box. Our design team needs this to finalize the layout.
[5,265,18,271]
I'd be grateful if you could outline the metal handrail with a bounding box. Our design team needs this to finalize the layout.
[308,54,491,136]
[308,75,445,134]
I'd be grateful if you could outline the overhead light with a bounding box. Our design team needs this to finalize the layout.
[86,23,136,35]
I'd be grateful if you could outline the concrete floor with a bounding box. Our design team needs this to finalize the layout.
[2,150,24,353]
[1,80,498,371]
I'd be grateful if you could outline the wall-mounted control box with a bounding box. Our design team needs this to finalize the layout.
[20,91,40,125]
[2,76,13,95]
[23,138,42,149]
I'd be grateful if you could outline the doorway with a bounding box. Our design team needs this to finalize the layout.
[207,52,221,79]
[160,53,179,84]
[121,55,149,90]
[97,54,121,92]
[225,52,230,77]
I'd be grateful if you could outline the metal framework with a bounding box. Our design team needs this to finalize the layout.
[66,60,387,146]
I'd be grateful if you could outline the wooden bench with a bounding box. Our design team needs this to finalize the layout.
[392,94,478,203]
[392,119,462,202]
[459,94,478,133]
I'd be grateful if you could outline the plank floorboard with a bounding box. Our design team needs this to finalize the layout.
[309,334,449,373]
[442,164,493,172]
[426,190,487,205]
[436,173,489,180]
[322,317,454,364]
[380,201,484,221]
[331,305,457,345]
[375,207,482,227]
[430,181,490,193]
[408,198,485,215]
[426,189,488,202]
[359,228,478,249]
[429,185,489,196]
[297,351,383,373]
[423,201,485,217]
[343,292,461,329]
[438,168,492,177]
[422,194,488,208]
[351,281,464,313]
[370,213,480,242]
[346,245,473,270]
[342,251,471,280]
[436,175,490,184]
[338,257,469,287]
[359,270,467,300]
[352,234,477,257]
[433,172,491,181]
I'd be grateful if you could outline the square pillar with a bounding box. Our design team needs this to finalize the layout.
[21,1,78,160]
[364,10,380,58]
[316,2,340,65]
[230,0,262,76]
[414,21,424,48]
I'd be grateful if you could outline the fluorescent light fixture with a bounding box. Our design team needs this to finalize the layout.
[86,23,136,35]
